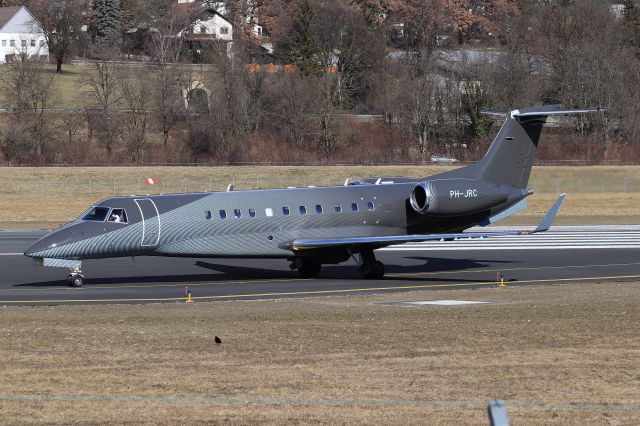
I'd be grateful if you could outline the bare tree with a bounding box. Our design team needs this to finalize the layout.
[265,72,315,148]
[150,66,184,146]
[540,0,635,157]
[148,0,185,64]
[0,53,55,160]
[311,0,385,109]
[372,60,465,158]
[30,0,84,73]
[60,112,82,144]
[308,73,340,156]
[120,67,151,161]
[85,60,123,153]
[86,59,123,110]
[147,1,188,146]
[204,43,253,160]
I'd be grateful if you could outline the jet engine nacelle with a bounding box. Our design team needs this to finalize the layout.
[410,179,509,216]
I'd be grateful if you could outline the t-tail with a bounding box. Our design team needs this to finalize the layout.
[448,105,605,189]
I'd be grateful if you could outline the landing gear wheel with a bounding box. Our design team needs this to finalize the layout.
[68,274,84,288]
[359,260,385,279]
[297,259,322,278]
[358,249,385,279]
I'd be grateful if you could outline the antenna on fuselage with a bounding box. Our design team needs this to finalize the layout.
[344,178,350,186]
[227,184,234,192]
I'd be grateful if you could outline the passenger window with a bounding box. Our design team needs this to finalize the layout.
[283,207,290,216]
[82,207,110,222]
[205,210,212,220]
[219,210,227,219]
[234,209,241,219]
[108,208,128,223]
[334,204,342,213]
[316,205,323,214]
[265,208,274,217]
[351,203,358,212]
[299,206,307,215]
[368,202,375,211]
[249,208,256,218]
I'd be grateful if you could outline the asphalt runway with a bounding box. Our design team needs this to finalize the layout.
[1,226,639,305]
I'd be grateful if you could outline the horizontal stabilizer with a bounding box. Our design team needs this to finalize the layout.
[481,109,509,117]
[482,105,606,119]
[478,198,528,227]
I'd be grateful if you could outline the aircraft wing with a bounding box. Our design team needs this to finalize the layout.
[289,194,564,251]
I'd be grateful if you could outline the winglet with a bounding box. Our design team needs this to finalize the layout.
[533,193,565,233]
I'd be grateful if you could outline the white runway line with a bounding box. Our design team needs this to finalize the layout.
[403,300,491,306]
[381,225,640,251]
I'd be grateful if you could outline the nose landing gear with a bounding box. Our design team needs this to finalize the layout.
[67,267,84,287]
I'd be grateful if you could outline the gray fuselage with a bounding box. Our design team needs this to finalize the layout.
[24,178,525,262]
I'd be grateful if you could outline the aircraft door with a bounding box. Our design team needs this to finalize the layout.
[134,198,161,247]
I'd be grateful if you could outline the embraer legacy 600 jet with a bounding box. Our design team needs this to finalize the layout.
[25,105,603,287]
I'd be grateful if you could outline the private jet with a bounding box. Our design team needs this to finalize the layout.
[25,105,603,286]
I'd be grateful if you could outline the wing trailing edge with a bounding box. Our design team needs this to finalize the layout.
[289,194,565,251]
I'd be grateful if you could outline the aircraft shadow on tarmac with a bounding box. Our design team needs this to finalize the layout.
[17,256,513,287]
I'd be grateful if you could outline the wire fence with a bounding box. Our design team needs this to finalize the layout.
[1,172,639,198]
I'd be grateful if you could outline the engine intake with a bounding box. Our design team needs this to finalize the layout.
[410,182,431,214]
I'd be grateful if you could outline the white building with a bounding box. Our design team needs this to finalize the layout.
[176,3,233,42]
[0,6,48,63]
[176,0,265,39]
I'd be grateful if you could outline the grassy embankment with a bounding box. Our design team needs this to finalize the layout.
[0,282,639,424]
[0,165,638,228]
[0,64,105,110]
[0,63,209,110]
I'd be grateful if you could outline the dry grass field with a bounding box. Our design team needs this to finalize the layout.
[0,282,639,424]
[0,165,638,228]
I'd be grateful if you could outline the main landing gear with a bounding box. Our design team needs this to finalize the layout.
[358,249,385,280]
[294,258,322,278]
[67,267,84,288]
[291,249,385,280]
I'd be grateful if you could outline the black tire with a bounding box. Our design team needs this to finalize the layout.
[359,261,385,279]
[298,259,322,278]
[70,274,84,288]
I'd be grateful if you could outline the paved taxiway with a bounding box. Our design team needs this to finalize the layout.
[1,226,639,305]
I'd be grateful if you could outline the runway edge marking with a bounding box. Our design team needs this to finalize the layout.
[2,274,640,304]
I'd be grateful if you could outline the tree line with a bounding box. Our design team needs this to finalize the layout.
[0,0,639,165]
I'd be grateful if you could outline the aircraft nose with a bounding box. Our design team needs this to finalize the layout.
[24,230,67,258]
[24,236,52,257]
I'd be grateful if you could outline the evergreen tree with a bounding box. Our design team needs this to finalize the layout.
[288,0,322,75]
[96,0,123,53]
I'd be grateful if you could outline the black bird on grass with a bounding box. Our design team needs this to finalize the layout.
[214,336,222,346]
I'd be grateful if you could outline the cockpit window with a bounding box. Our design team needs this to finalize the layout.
[81,207,110,222]
[108,208,128,223]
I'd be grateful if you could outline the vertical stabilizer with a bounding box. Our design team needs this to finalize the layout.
[476,113,544,188]
[472,106,604,189]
